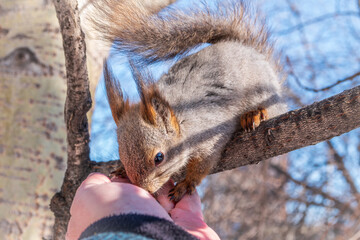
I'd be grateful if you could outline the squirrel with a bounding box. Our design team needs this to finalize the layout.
[91,0,287,201]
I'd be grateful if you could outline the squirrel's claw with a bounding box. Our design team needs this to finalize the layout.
[168,181,196,202]
[240,107,268,132]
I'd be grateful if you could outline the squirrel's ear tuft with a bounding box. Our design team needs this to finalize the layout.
[139,88,157,126]
[144,88,180,136]
[130,61,180,135]
[104,61,129,126]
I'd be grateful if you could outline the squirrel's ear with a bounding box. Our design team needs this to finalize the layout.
[103,61,129,126]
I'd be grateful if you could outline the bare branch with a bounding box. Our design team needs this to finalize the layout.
[287,196,333,208]
[287,57,360,92]
[349,229,360,240]
[270,164,353,213]
[215,85,360,172]
[326,140,360,202]
[276,11,360,35]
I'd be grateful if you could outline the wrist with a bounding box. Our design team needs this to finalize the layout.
[79,214,198,240]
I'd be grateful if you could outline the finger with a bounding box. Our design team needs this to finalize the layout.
[169,190,205,237]
[156,180,175,212]
[176,189,201,212]
[157,179,175,196]
[79,173,111,189]
[171,189,203,220]
[70,173,109,216]
[66,216,83,240]
[111,176,131,183]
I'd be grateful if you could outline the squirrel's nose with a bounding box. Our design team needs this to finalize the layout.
[136,180,158,194]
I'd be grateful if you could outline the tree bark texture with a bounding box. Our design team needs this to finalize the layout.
[215,84,360,173]
[50,0,92,239]
[0,1,67,239]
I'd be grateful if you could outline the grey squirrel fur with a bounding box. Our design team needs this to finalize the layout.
[92,0,287,200]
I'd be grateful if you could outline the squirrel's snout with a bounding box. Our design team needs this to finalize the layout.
[141,182,159,194]
[126,175,157,193]
[135,177,165,194]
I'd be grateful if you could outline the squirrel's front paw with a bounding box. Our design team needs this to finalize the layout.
[168,180,196,202]
[240,107,268,132]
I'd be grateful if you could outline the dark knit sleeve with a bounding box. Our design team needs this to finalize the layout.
[79,213,199,240]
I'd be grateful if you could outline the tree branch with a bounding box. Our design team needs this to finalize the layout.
[50,0,92,239]
[217,85,360,172]
[92,85,360,179]
[287,56,360,92]
[275,11,360,35]
[326,140,360,203]
[269,164,353,213]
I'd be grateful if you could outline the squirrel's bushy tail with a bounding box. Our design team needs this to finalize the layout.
[90,0,272,63]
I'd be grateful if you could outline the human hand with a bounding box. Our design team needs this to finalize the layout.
[66,173,172,240]
[157,181,220,240]
[66,173,219,240]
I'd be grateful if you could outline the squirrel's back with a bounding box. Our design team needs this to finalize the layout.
[157,41,286,137]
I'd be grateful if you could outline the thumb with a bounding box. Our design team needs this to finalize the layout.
[67,173,110,240]
[171,190,203,220]
[156,180,175,212]
[70,173,110,216]
[169,190,220,240]
[79,173,111,189]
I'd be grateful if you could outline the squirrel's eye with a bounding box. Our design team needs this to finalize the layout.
[154,152,164,165]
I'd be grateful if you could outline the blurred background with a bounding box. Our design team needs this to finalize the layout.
[0,0,359,239]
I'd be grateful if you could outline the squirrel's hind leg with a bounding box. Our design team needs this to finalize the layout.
[168,157,211,202]
[240,107,268,132]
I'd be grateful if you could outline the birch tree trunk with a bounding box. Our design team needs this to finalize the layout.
[0,1,105,239]
[0,1,66,239]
